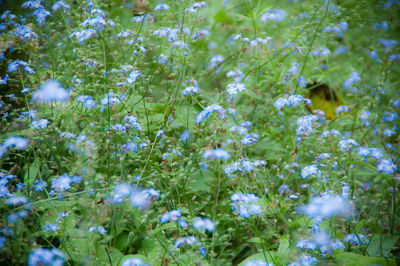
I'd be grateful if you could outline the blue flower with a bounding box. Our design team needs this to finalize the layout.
[32,80,68,102]
[0,236,5,250]
[210,55,224,68]
[382,112,398,122]
[88,225,107,235]
[22,1,43,9]
[127,70,142,84]
[241,133,259,145]
[129,188,151,209]
[161,210,182,223]
[231,193,262,218]
[298,194,353,219]
[182,82,200,96]
[34,180,47,191]
[0,74,9,84]
[32,8,52,26]
[226,83,246,98]
[296,115,318,137]
[180,130,190,142]
[154,4,170,11]
[178,218,188,229]
[301,164,319,179]
[31,119,49,129]
[376,159,396,174]
[174,236,197,248]
[8,60,35,74]
[43,223,60,232]
[202,149,231,160]
[193,217,215,232]
[336,105,350,114]
[245,260,273,266]
[337,139,359,151]
[378,38,398,50]
[185,2,207,13]
[51,174,73,191]
[28,248,65,266]
[7,195,28,205]
[296,239,317,250]
[121,257,148,266]
[278,185,290,194]
[52,1,70,12]
[343,234,366,245]
[343,72,361,92]
[298,254,318,265]
[260,9,287,22]
[70,28,97,43]
[195,104,225,124]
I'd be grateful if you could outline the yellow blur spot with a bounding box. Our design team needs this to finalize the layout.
[305,83,345,120]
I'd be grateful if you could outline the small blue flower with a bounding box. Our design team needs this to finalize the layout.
[343,234,366,245]
[88,225,107,235]
[382,112,398,122]
[43,223,60,232]
[161,210,182,223]
[376,159,396,175]
[51,174,72,191]
[174,236,197,248]
[0,236,6,250]
[121,257,148,266]
[154,4,170,11]
[193,217,215,232]
[178,218,188,229]
[52,1,71,12]
[7,195,28,205]
[33,180,47,191]
[127,70,142,84]
[241,133,259,145]
[180,130,190,142]
[202,149,231,160]
[260,9,287,22]
[32,8,52,26]
[301,164,319,179]
[30,119,49,129]
[245,260,273,266]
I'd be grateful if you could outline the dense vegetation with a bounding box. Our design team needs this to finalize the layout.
[0,0,399,265]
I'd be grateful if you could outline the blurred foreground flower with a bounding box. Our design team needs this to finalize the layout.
[32,80,69,102]
[298,194,354,219]
[0,136,29,158]
[108,183,159,209]
[28,247,65,266]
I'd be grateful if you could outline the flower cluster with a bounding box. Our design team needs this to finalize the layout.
[224,159,266,177]
[32,80,69,102]
[274,95,311,110]
[28,248,65,266]
[231,193,263,218]
[108,183,159,209]
[195,104,225,124]
[260,9,287,22]
[0,137,29,158]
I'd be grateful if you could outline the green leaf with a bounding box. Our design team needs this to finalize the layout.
[277,236,290,256]
[348,160,376,171]
[214,9,229,23]
[94,242,124,266]
[24,158,40,188]
[335,252,397,266]
[367,235,399,257]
